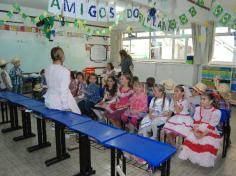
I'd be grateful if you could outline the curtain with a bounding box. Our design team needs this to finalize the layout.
[191,23,202,64]
[204,21,216,64]
[110,30,122,65]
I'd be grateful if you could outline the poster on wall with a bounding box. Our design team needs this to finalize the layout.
[86,44,109,62]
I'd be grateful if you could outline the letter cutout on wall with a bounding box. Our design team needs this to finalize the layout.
[87,0,97,21]
[48,0,63,15]
[98,3,107,22]
[76,0,87,20]
[63,0,76,18]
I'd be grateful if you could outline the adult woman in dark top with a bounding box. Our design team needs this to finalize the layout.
[119,50,133,76]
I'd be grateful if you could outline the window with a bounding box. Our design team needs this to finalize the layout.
[212,27,235,63]
[174,38,186,60]
[151,38,172,60]
[122,29,193,61]
[130,39,150,59]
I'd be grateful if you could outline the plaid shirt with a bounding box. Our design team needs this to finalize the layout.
[9,66,23,86]
[84,83,101,104]
[218,98,230,110]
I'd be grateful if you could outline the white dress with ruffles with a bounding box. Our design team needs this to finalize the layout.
[164,99,193,137]
[179,106,222,167]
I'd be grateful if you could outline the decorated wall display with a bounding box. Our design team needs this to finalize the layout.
[0,1,235,41]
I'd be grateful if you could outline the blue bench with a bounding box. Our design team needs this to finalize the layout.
[0,92,177,176]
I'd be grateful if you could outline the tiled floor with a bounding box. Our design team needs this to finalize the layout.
[0,107,235,176]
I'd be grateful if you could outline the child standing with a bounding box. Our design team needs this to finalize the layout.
[179,93,222,167]
[78,73,100,116]
[105,74,133,128]
[121,82,148,131]
[139,84,170,139]
[9,58,23,94]
[0,59,12,91]
[164,85,193,145]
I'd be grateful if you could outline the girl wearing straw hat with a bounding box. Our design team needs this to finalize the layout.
[0,59,12,91]
[9,57,23,94]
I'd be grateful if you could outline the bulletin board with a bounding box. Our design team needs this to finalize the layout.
[86,44,109,63]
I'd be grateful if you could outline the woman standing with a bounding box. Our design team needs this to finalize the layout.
[44,47,81,114]
[119,50,133,76]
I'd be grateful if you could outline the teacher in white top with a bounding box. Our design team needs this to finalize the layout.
[44,46,81,114]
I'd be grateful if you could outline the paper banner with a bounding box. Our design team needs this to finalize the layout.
[98,3,107,22]
[63,0,76,18]
[76,0,87,20]
[213,4,224,17]
[179,14,188,25]
[196,0,204,7]
[189,6,197,17]
[219,13,232,25]
[87,1,97,21]
[168,19,177,30]
[48,0,63,15]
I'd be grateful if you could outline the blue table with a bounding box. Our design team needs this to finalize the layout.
[25,105,60,153]
[16,99,44,108]
[70,121,127,176]
[105,133,176,176]
[70,121,126,144]
[46,112,91,127]
[26,105,61,117]
[1,94,30,133]
[44,112,92,167]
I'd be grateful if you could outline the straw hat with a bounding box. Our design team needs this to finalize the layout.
[192,82,207,95]
[216,83,231,100]
[33,84,42,92]
[11,57,21,64]
[161,79,176,93]
[0,59,8,67]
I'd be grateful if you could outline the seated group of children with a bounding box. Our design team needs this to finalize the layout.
[68,70,231,168]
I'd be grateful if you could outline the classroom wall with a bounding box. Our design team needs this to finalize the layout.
[0,30,109,73]
[0,4,110,73]
[133,62,199,86]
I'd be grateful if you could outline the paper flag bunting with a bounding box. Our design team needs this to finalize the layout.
[232,19,236,30]
[0,20,4,26]
[168,19,176,30]
[6,12,13,18]
[219,13,232,25]
[179,14,188,25]
[21,13,27,20]
[196,0,204,7]
[13,2,21,12]
[213,4,224,17]
[39,15,45,21]
[189,6,197,17]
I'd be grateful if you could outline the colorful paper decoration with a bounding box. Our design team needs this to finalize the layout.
[213,4,224,17]
[196,0,204,7]
[6,11,13,18]
[0,20,4,26]
[168,19,177,30]
[232,19,236,30]
[179,14,188,25]
[219,13,232,25]
[189,6,197,17]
